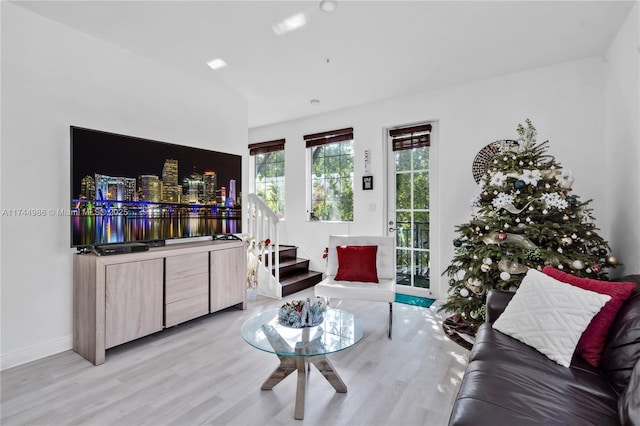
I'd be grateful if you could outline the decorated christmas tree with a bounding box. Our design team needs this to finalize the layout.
[442,120,617,330]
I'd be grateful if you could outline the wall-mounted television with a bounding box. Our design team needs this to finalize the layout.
[70,126,242,247]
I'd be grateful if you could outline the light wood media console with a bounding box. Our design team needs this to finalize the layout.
[73,240,246,365]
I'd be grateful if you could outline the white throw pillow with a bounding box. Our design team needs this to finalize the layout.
[493,269,610,367]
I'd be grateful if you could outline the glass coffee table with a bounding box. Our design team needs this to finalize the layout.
[241,308,364,420]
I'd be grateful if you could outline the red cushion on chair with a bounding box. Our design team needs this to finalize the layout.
[542,266,637,367]
[334,245,379,283]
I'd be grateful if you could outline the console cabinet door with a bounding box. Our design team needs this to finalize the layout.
[105,259,163,349]
[210,246,246,312]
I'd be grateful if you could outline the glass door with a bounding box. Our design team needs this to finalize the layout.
[387,123,432,296]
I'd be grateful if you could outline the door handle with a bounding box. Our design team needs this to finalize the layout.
[389,227,396,232]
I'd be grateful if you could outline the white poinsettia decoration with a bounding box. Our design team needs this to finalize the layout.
[519,169,542,186]
[470,194,481,208]
[555,169,574,189]
[541,192,568,210]
[492,192,514,209]
[490,172,507,187]
[478,179,487,189]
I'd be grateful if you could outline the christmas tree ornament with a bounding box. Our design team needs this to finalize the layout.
[453,239,462,247]
[592,263,602,273]
[482,257,493,265]
[571,234,578,239]
[500,271,511,281]
[515,180,526,189]
[563,215,570,221]
[586,231,592,236]
[481,264,490,272]
[497,232,507,242]
[469,278,482,287]
[572,260,585,270]
[459,288,470,297]
[599,248,608,256]
[558,264,564,269]
[567,196,577,205]
[606,256,619,266]
[561,237,573,246]
[470,311,479,319]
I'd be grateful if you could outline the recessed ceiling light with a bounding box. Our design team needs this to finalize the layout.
[319,0,337,13]
[310,99,320,105]
[206,58,227,70]
[272,13,307,36]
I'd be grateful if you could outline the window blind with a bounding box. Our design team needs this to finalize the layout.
[304,127,353,148]
[248,138,285,156]
[389,124,431,151]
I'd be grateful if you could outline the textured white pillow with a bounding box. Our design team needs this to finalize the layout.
[493,269,610,367]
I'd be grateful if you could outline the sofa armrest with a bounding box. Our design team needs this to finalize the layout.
[486,290,516,323]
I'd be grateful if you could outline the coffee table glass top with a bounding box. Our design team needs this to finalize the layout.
[241,308,364,357]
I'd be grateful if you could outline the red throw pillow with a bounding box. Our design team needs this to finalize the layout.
[334,245,379,283]
[542,266,637,367]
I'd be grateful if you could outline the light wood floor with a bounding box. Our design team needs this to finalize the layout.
[1,288,469,426]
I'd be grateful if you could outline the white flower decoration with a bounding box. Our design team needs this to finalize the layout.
[540,192,568,210]
[555,169,574,189]
[492,192,514,209]
[490,172,507,187]
[519,169,542,186]
[470,194,481,208]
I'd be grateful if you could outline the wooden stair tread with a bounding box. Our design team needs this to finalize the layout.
[280,270,323,284]
[280,270,324,297]
[270,258,309,269]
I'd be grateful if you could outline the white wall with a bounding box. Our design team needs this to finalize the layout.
[604,3,640,277]
[250,56,612,300]
[0,3,248,370]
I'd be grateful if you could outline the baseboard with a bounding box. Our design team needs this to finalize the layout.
[0,334,72,371]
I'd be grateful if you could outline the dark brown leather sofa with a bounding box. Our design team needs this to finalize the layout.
[449,275,640,426]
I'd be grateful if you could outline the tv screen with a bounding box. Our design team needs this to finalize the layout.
[70,126,242,247]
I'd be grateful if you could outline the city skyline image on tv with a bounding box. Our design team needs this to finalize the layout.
[70,126,242,247]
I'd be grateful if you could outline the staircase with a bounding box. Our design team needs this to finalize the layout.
[247,193,323,299]
[265,245,323,297]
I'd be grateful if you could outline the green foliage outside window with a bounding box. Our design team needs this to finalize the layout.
[255,151,285,217]
[311,141,354,221]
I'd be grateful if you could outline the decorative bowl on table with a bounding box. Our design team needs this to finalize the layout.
[278,298,326,328]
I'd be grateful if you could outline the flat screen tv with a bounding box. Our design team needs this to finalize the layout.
[70,126,242,247]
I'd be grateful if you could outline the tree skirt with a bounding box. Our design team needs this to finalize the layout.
[442,316,476,351]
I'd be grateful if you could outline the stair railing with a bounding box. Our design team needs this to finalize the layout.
[246,193,282,299]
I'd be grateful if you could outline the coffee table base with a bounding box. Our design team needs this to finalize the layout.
[261,347,347,420]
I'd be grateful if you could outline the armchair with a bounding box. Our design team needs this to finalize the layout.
[314,235,396,338]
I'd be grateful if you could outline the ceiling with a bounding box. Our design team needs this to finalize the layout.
[12,1,635,128]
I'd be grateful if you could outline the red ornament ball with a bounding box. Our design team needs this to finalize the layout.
[591,263,602,273]
[496,232,508,242]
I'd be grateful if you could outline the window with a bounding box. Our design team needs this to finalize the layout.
[305,127,354,221]
[249,139,285,217]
